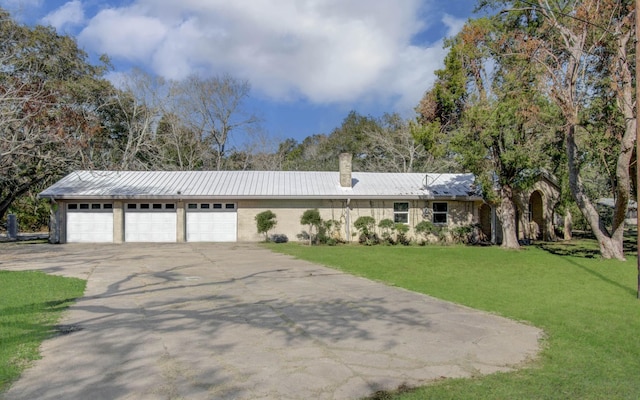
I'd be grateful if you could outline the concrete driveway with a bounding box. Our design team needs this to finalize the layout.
[1,243,541,400]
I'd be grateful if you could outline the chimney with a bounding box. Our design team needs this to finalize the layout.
[339,153,352,188]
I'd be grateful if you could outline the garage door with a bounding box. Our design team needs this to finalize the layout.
[186,202,237,242]
[67,203,113,243]
[125,203,176,242]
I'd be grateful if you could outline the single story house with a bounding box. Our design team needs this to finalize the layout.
[39,154,560,244]
[39,154,490,243]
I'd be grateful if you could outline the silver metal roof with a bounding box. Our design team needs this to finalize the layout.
[39,170,481,200]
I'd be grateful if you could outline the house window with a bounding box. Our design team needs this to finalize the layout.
[393,202,409,223]
[153,203,162,209]
[213,203,222,209]
[225,204,236,210]
[200,203,210,209]
[432,202,448,224]
[188,203,197,209]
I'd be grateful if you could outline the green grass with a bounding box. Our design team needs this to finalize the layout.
[0,271,85,392]
[266,242,640,399]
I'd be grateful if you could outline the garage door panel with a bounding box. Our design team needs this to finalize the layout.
[125,212,176,242]
[186,212,237,242]
[67,212,113,243]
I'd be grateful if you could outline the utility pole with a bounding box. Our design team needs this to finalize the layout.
[636,0,640,299]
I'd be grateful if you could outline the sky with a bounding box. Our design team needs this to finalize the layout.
[2,0,478,150]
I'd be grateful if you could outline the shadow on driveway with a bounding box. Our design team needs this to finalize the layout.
[1,243,542,400]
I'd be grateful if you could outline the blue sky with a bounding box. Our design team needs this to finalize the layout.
[3,0,478,150]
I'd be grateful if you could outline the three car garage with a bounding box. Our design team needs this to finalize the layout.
[64,201,238,243]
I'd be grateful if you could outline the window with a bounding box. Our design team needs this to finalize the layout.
[140,203,150,209]
[432,202,448,224]
[200,203,210,209]
[79,203,89,209]
[225,204,235,209]
[165,204,175,209]
[213,203,222,209]
[68,204,78,210]
[152,203,162,209]
[127,204,137,209]
[393,202,409,223]
[103,204,113,209]
[91,204,101,210]
[188,203,197,209]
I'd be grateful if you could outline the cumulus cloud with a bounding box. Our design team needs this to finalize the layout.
[76,0,466,112]
[41,0,84,30]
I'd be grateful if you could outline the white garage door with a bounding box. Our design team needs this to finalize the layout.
[125,203,177,242]
[186,202,237,242]
[66,203,113,243]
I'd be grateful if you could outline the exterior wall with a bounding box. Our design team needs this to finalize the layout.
[50,197,480,243]
[514,177,560,242]
[237,199,348,242]
[237,198,479,243]
[113,201,124,243]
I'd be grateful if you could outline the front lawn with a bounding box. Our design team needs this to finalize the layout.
[0,271,85,392]
[266,242,640,399]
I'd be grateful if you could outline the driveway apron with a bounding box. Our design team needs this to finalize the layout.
[0,243,542,400]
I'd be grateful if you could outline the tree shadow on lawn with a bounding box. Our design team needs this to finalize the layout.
[535,230,637,259]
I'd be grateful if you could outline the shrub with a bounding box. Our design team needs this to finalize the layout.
[354,216,378,245]
[300,209,322,245]
[378,218,396,245]
[451,224,475,244]
[317,219,343,245]
[394,223,411,245]
[269,233,288,243]
[415,220,438,245]
[255,210,277,241]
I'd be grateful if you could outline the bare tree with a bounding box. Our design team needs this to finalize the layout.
[171,74,258,170]
[363,114,429,173]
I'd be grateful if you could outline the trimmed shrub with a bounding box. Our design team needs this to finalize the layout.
[300,209,322,245]
[255,210,277,241]
[354,216,378,245]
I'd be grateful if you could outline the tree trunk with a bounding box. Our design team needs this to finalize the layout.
[563,210,572,241]
[497,185,520,249]
[566,125,625,260]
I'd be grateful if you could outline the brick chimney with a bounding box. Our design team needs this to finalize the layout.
[339,153,352,188]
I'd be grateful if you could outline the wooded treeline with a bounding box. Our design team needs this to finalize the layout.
[1,1,636,260]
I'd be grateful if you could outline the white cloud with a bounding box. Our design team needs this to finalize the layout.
[78,7,168,63]
[76,0,465,112]
[41,0,84,31]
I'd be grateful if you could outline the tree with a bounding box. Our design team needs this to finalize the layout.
[98,69,166,170]
[417,17,556,249]
[255,210,277,241]
[171,74,258,170]
[0,10,112,220]
[482,0,634,260]
[300,209,322,245]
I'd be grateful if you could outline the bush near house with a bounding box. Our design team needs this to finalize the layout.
[300,209,322,245]
[255,210,277,242]
[354,216,378,245]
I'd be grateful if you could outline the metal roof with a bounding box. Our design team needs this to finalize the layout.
[39,170,482,200]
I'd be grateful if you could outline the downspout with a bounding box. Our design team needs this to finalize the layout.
[345,198,351,242]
